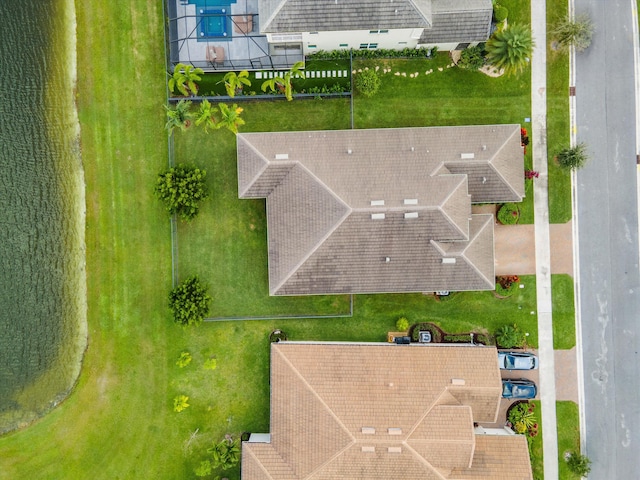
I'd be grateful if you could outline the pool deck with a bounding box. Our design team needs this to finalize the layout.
[172,0,301,71]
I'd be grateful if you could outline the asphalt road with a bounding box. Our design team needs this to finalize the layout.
[574,0,640,477]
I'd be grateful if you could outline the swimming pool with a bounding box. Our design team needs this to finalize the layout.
[199,8,230,39]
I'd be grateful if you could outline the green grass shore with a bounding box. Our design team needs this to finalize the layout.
[0,0,576,478]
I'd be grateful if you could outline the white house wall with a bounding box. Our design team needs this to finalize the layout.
[297,29,423,54]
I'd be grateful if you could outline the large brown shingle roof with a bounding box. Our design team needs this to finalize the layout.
[241,343,533,480]
[237,126,523,296]
[259,0,432,34]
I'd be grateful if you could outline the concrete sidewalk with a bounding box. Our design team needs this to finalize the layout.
[530,0,560,478]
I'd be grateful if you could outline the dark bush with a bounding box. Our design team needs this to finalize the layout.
[410,322,444,342]
[497,203,520,225]
[457,45,486,70]
[443,334,474,343]
[269,330,288,343]
[495,324,525,348]
[495,275,520,297]
[308,47,438,61]
[474,333,494,346]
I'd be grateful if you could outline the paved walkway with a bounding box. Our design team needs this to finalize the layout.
[530,0,560,477]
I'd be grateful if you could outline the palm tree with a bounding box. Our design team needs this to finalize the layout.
[261,61,306,101]
[556,142,589,170]
[550,14,594,52]
[165,99,194,134]
[221,70,251,97]
[217,103,245,134]
[195,99,217,131]
[485,24,535,76]
[168,63,204,96]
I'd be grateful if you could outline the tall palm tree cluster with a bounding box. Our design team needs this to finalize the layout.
[165,99,245,135]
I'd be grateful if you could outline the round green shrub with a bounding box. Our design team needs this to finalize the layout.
[354,69,381,97]
[396,317,409,332]
[497,203,520,224]
[494,5,508,22]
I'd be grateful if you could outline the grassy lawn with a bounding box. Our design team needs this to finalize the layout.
[552,274,576,349]
[529,401,544,480]
[528,401,582,480]
[0,0,577,478]
[547,0,572,223]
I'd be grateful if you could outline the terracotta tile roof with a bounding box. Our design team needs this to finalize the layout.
[237,126,522,296]
[241,343,532,480]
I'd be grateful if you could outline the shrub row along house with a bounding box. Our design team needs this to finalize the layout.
[168,0,494,70]
[237,125,524,296]
[242,342,533,479]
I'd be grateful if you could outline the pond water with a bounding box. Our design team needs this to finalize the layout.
[0,0,87,434]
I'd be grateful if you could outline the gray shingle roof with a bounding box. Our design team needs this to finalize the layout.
[418,0,493,44]
[259,0,432,33]
[241,343,533,480]
[237,125,523,295]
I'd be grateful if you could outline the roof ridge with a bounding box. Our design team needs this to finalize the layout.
[407,0,432,26]
[488,125,523,200]
[271,164,351,295]
[243,444,278,480]
[261,0,288,33]
[273,345,355,442]
[436,174,470,241]
[459,214,495,288]
[401,441,446,480]
[238,136,271,197]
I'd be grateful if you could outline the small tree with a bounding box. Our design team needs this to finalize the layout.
[556,143,589,170]
[155,164,209,221]
[176,351,192,368]
[194,460,213,477]
[551,14,594,52]
[168,63,204,96]
[217,102,245,134]
[173,395,190,412]
[261,61,305,101]
[354,69,381,97]
[396,317,409,332]
[195,98,218,131]
[209,436,241,470]
[165,100,194,134]
[169,276,212,326]
[566,452,592,477]
[221,70,251,97]
[485,24,535,76]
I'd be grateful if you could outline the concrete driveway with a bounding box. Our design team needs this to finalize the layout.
[494,222,574,276]
[478,348,579,429]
